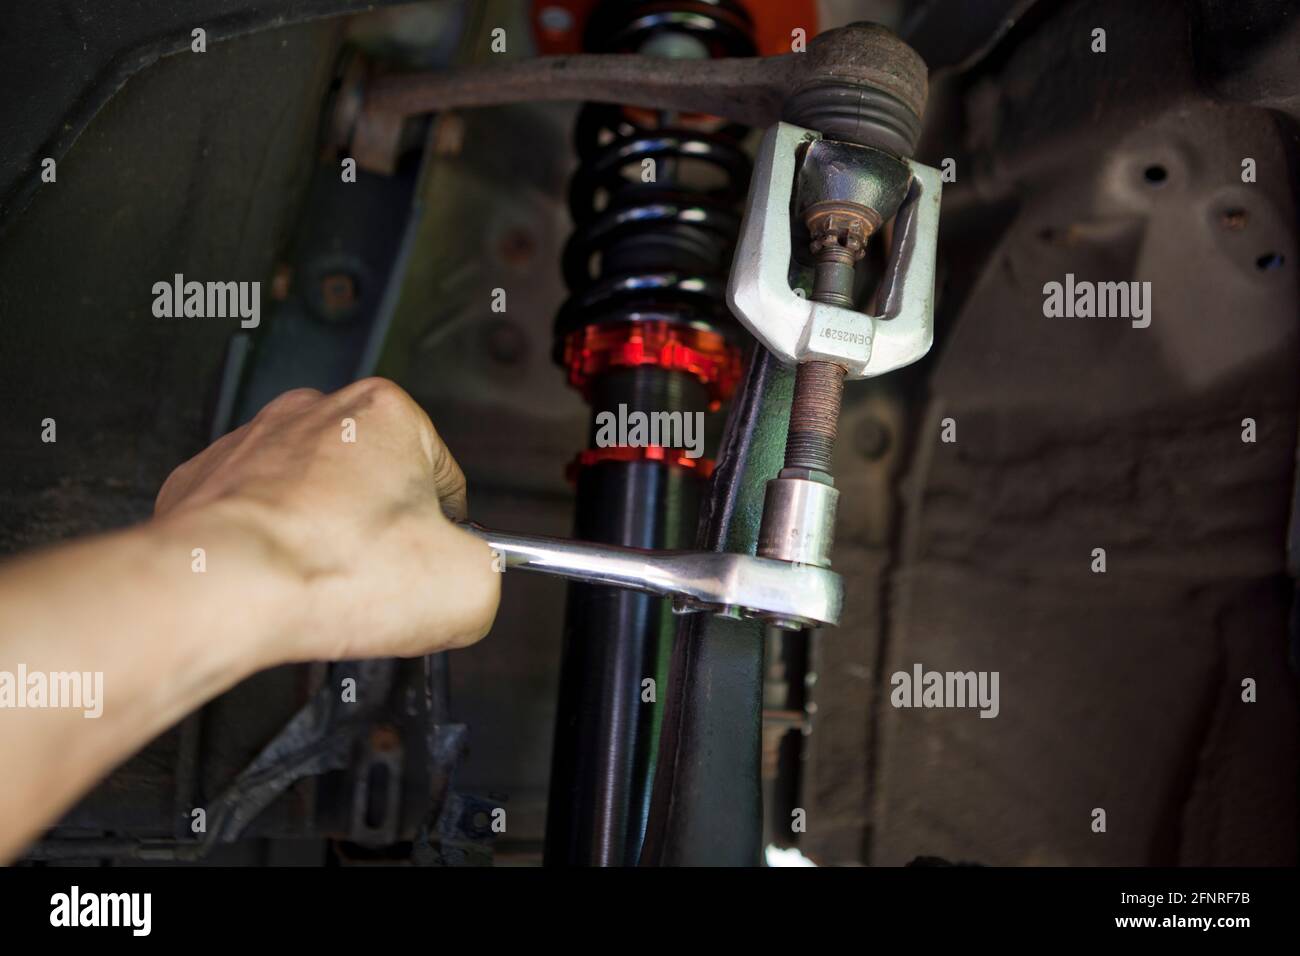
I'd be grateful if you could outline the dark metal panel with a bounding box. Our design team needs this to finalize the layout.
[0,0,411,234]
[640,346,794,866]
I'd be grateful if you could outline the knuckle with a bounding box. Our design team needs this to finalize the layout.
[262,387,322,416]
[351,376,410,412]
[345,378,432,441]
[154,460,194,512]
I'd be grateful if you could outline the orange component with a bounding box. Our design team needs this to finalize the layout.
[563,321,742,410]
[532,0,598,54]
[745,0,818,57]
[531,1,817,57]
[532,0,820,132]
[568,445,716,482]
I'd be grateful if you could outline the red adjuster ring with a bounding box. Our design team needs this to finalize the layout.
[562,320,742,412]
[566,445,716,483]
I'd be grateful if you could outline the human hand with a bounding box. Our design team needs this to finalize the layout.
[153,377,499,666]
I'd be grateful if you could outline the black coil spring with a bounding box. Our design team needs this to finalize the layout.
[555,0,756,345]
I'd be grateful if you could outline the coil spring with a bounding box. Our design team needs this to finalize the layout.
[555,0,756,354]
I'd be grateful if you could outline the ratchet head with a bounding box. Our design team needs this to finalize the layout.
[457,522,842,629]
[662,551,843,630]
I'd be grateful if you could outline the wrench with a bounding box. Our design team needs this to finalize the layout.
[457,522,842,630]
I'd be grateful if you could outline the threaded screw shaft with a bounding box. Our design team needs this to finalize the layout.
[784,360,846,472]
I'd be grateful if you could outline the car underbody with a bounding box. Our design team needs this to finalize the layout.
[1,0,1296,867]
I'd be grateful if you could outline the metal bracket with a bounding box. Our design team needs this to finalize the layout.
[726,121,943,380]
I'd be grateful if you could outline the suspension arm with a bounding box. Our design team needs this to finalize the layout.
[358,23,925,132]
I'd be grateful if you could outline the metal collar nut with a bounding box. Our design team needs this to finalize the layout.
[806,201,877,261]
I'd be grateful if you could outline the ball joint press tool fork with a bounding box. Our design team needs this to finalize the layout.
[407,24,943,630]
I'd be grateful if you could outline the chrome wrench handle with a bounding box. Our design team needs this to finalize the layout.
[456,522,842,629]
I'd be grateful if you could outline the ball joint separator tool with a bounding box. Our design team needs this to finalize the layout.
[727,123,942,616]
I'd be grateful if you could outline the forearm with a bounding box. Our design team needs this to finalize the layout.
[0,505,297,861]
[0,378,499,863]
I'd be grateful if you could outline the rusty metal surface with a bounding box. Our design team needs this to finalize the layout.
[361,21,928,126]
[795,0,1300,867]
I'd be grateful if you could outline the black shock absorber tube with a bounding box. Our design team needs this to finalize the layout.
[544,0,755,866]
[547,369,707,866]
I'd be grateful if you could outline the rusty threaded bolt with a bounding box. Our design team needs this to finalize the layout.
[782,201,873,473]
[785,360,846,472]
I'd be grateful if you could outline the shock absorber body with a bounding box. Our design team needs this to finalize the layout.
[546,0,754,866]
